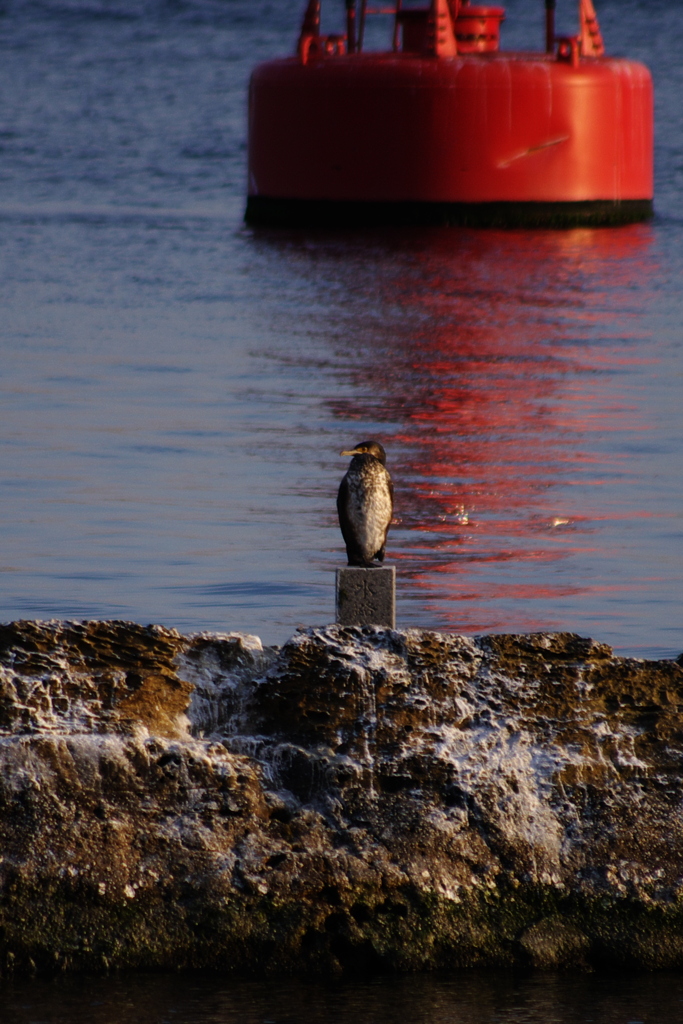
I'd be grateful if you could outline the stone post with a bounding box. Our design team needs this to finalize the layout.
[335,566,396,629]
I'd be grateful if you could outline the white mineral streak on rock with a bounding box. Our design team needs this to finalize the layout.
[178,631,276,738]
[0,620,193,738]
[428,723,565,874]
[0,654,109,734]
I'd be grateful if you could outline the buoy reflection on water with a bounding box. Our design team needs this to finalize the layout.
[276,221,674,654]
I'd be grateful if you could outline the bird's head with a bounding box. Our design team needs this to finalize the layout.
[340,440,387,465]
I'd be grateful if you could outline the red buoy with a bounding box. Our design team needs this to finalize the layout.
[246,0,653,227]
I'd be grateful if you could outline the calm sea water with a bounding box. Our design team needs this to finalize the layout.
[0,0,681,656]
[1,0,683,1017]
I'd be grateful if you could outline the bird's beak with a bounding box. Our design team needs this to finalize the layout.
[340,448,363,457]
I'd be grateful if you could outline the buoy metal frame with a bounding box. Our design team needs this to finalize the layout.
[246,0,654,228]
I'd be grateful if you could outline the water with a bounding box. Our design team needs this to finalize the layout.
[0,0,682,656]
[0,0,683,1017]
[2,971,683,1024]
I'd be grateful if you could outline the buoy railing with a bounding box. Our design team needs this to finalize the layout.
[545,0,555,52]
[298,0,604,62]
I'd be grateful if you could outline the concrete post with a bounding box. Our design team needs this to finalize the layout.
[335,566,396,629]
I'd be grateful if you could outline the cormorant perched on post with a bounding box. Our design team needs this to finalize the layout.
[337,440,393,567]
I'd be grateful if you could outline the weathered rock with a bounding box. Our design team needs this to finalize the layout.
[1,619,683,975]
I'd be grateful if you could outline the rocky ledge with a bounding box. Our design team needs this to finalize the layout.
[1,619,683,975]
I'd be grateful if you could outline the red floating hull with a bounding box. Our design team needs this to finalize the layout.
[246,52,653,227]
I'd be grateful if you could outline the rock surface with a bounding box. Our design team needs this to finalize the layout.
[1,619,683,975]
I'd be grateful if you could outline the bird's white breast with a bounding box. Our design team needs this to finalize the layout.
[346,462,392,560]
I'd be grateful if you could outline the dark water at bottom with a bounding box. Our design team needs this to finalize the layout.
[2,971,683,1024]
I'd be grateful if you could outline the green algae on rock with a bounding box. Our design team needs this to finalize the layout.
[1,619,683,975]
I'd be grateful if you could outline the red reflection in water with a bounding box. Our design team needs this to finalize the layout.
[319,223,659,634]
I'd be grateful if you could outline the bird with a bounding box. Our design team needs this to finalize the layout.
[337,440,393,567]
